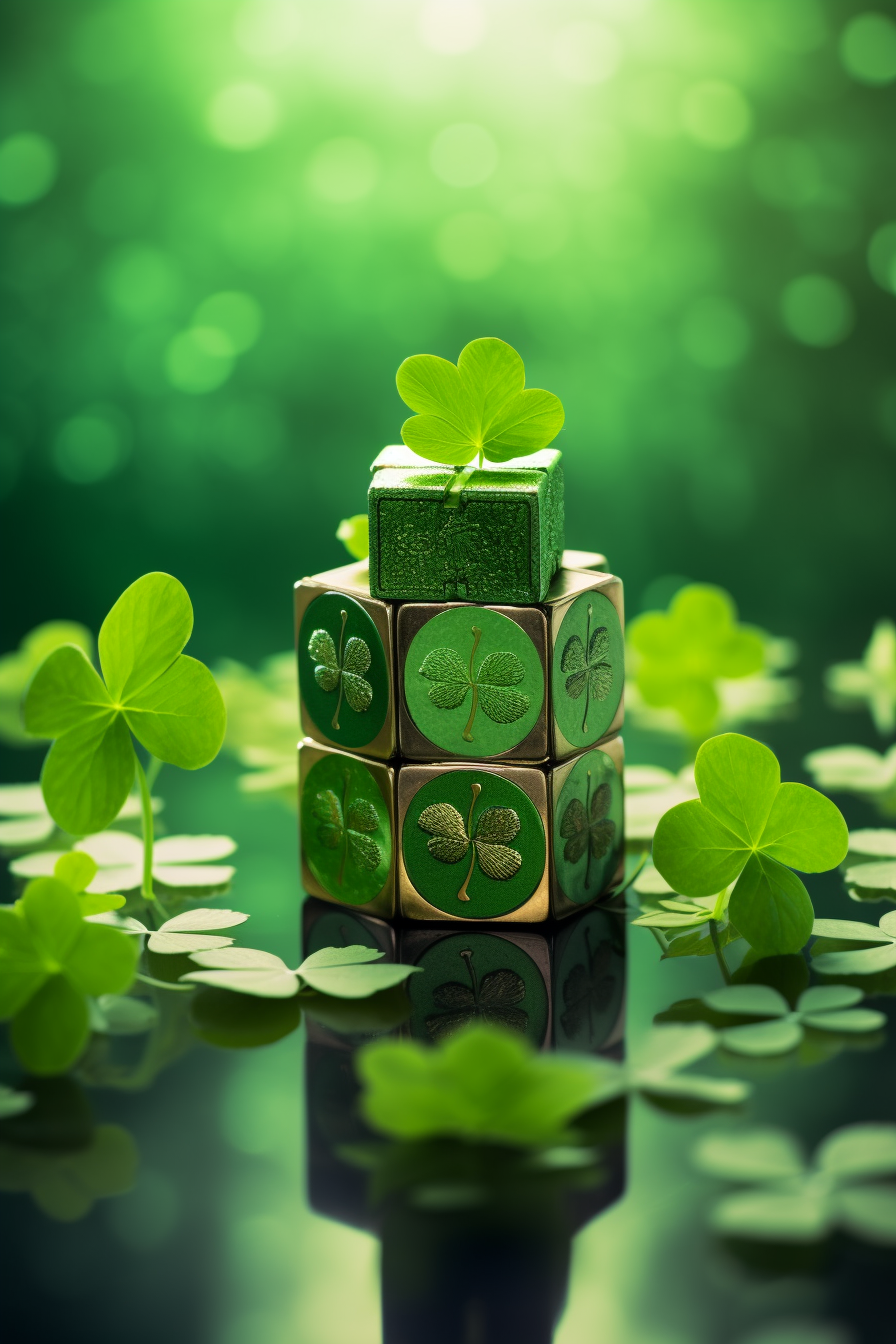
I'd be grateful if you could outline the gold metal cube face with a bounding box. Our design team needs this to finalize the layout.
[298,739,397,919]
[295,561,396,761]
[549,736,625,918]
[544,569,625,761]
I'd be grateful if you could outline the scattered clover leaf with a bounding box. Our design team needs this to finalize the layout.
[840,829,896,904]
[418,780,522,902]
[701,984,885,1056]
[560,767,616,891]
[336,513,369,561]
[0,782,155,850]
[803,744,896,818]
[181,943,421,999]
[312,771,382,885]
[560,603,612,736]
[825,618,896,736]
[215,652,298,801]
[0,876,138,1073]
[627,585,766,740]
[357,1024,606,1146]
[0,1123,138,1222]
[12,830,236,895]
[604,1024,751,1107]
[23,573,226,835]
[419,625,529,743]
[396,336,564,468]
[425,946,527,1041]
[811,911,896,975]
[630,862,741,959]
[693,1123,896,1244]
[308,609,372,730]
[115,907,249,955]
[653,733,848,956]
[0,1085,34,1119]
[623,764,698,844]
[0,620,93,747]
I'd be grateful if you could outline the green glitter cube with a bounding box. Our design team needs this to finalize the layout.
[367,446,565,605]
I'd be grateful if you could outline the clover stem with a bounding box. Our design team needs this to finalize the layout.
[458,781,482,901]
[135,755,156,904]
[582,603,593,736]
[135,972,193,993]
[331,609,348,730]
[460,948,478,1002]
[584,769,593,891]
[708,919,732,985]
[462,626,482,742]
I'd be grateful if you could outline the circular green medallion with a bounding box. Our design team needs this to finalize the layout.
[553,748,623,905]
[301,754,392,905]
[404,607,544,758]
[553,908,625,1052]
[407,932,549,1046]
[553,591,623,749]
[299,592,388,749]
[402,769,546,919]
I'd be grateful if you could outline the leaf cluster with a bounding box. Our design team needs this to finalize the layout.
[181,942,421,1000]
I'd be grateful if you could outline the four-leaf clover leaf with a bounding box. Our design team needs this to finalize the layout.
[419,625,529,743]
[560,604,612,735]
[418,781,522,902]
[653,734,848,956]
[425,946,527,1041]
[312,772,382,885]
[23,573,226,836]
[701,984,885,1056]
[396,337,565,468]
[308,609,372,731]
[181,943,421,999]
[559,767,616,890]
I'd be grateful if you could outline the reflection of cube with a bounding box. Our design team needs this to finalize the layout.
[295,561,396,760]
[368,447,564,604]
[397,567,624,764]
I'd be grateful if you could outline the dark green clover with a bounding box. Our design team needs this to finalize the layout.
[560,604,612,735]
[419,625,529,744]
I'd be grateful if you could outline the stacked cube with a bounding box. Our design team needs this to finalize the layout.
[296,447,625,925]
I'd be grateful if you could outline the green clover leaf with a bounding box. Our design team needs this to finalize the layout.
[811,910,896,975]
[559,767,616,890]
[23,573,226,836]
[396,337,564,468]
[336,513,369,561]
[418,780,522,902]
[0,876,138,1074]
[701,983,885,1056]
[803,743,896,817]
[825,618,896,736]
[560,605,612,736]
[311,771,382,887]
[0,621,94,748]
[653,733,848,956]
[308,608,372,730]
[180,942,421,999]
[419,624,530,744]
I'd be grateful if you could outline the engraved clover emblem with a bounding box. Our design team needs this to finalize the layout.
[560,603,612,735]
[309,609,372,730]
[312,770,381,886]
[559,768,616,891]
[561,928,616,1042]
[426,948,528,1041]
[419,625,530,743]
[418,781,522,902]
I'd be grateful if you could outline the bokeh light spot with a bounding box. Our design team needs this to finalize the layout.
[70,7,143,83]
[306,139,379,203]
[194,292,263,355]
[234,0,302,59]
[680,298,752,369]
[418,0,485,54]
[840,12,896,86]
[780,274,854,347]
[430,124,498,188]
[207,84,279,150]
[681,81,752,150]
[504,195,568,262]
[52,406,131,484]
[751,139,821,210]
[85,163,155,235]
[552,22,622,86]
[165,329,234,394]
[0,134,57,207]
[761,0,828,52]
[101,244,180,322]
[435,212,504,280]
[867,222,896,294]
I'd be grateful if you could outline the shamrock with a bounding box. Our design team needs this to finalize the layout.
[560,928,617,1042]
[841,829,896,904]
[23,573,226,836]
[0,620,92,748]
[336,513,369,561]
[825,618,896,736]
[11,830,237,895]
[215,651,299,800]
[419,625,529,743]
[425,946,527,1041]
[692,1123,896,1245]
[627,585,765,740]
[559,768,616,890]
[700,984,885,1056]
[418,781,522,902]
[396,336,564,468]
[312,773,381,884]
[0,875,138,1073]
[653,733,848,956]
[107,907,248,954]
[308,609,372,731]
[181,943,421,999]
[560,604,612,735]
[811,911,896,975]
[803,743,896,817]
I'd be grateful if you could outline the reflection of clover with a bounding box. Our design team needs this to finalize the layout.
[418,781,522,902]
[312,771,381,886]
[701,984,885,1056]
[560,768,615,890]
[561,928,615,1042]
[426,947,527,1041]
[419,626,529,744]
[560,604,612,736]
[309,610,372,731]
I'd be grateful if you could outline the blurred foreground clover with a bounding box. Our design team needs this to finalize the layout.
[825,618,896,736]
[627,585,798,745]
[803,743,896,817]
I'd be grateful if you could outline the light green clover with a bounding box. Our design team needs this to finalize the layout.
[701,983,885,1055]
[825,618,896,736]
